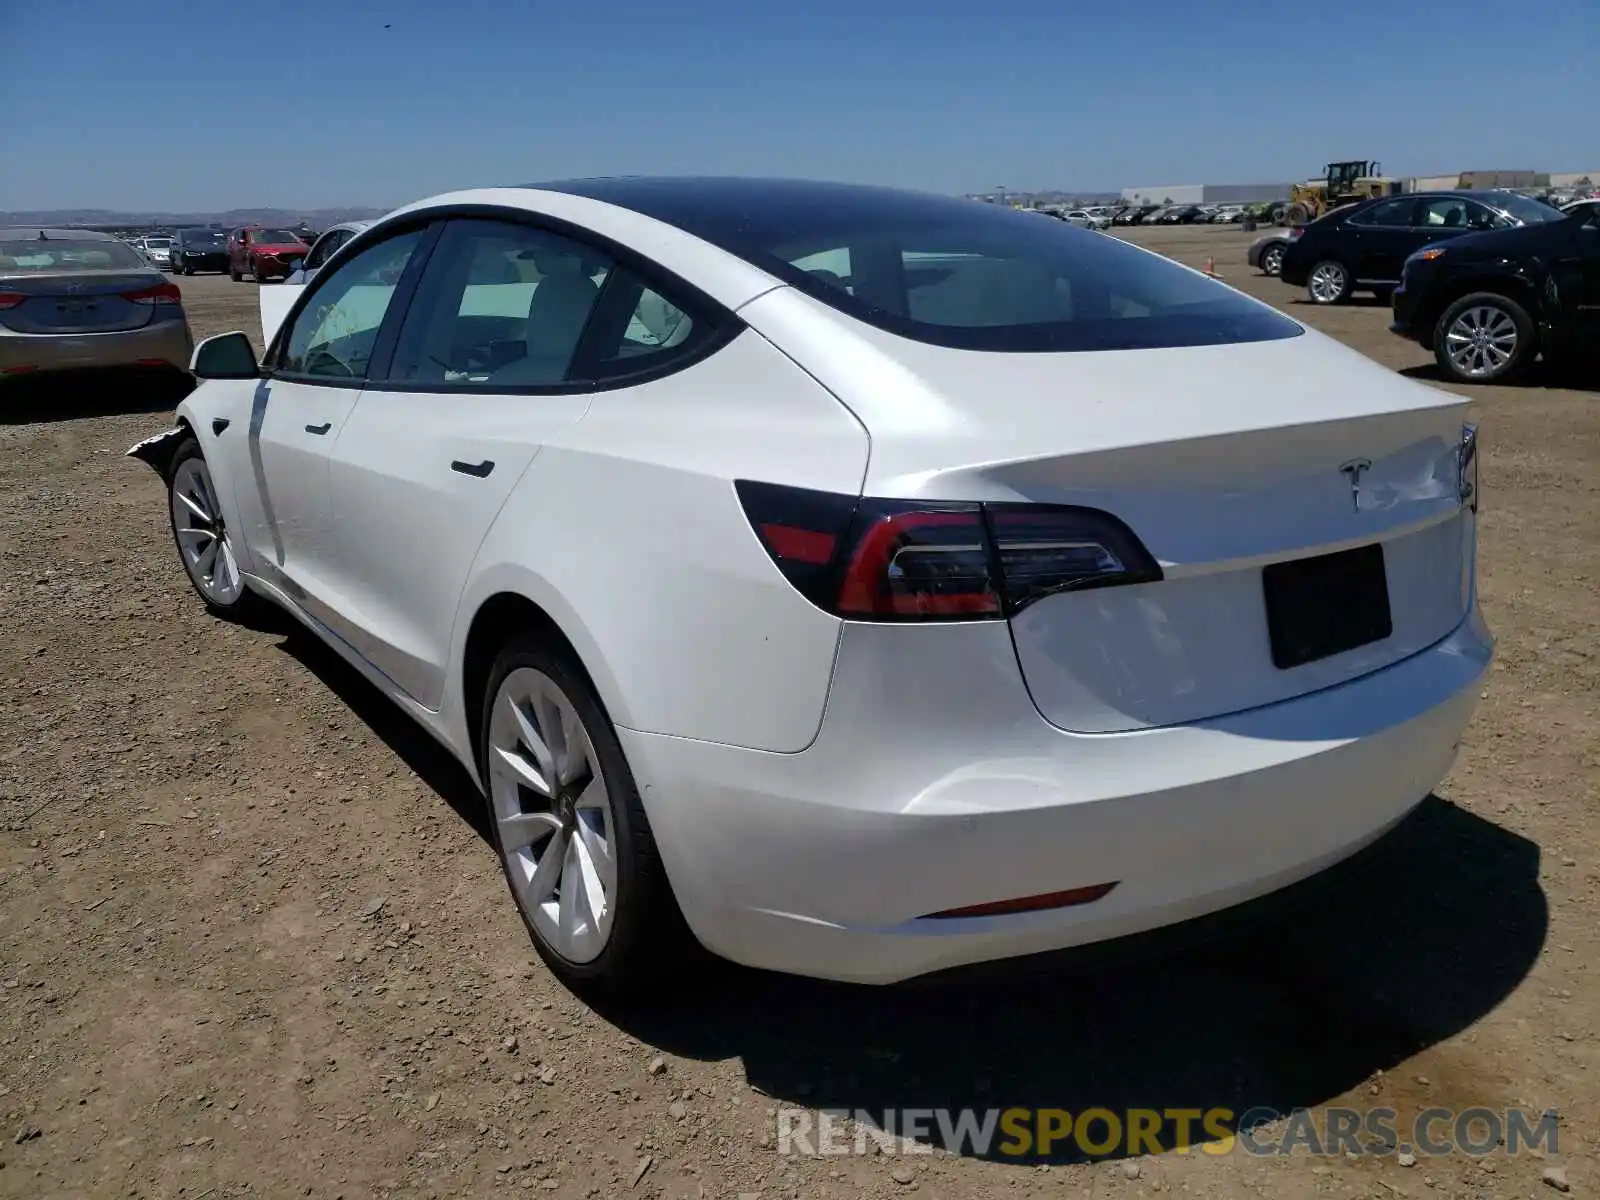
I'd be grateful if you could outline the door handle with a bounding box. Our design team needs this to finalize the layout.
[305,422,332,435]
[450,459,495,478]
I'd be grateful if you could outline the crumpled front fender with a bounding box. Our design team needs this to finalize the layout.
[125,424,190,479]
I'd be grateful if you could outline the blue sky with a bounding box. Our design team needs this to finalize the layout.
[2,0,1595,211]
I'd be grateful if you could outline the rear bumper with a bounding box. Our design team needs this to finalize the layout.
[0,318,193,376]
[625,609,1492,984]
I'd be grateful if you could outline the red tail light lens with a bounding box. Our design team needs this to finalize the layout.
[736,481,1162,622]
[0,292,25,310]
[1288,227,1304,239]
[124,282,182,306]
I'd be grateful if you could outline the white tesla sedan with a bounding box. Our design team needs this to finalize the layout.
[130,178,1491,994]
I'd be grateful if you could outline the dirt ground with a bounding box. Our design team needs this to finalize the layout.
[1,225,1595,1200]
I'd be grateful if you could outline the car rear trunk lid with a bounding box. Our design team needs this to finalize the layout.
[0,271,163,334]
[740,290,1476,731]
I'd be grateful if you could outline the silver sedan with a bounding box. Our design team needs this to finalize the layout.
[0,228,194,382]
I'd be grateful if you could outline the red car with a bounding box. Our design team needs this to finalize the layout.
[228,227,311,283]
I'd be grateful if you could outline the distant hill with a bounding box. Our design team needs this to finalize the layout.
[0,206,390,229]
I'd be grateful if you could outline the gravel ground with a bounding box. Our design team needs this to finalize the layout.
[1,225,1595,1199]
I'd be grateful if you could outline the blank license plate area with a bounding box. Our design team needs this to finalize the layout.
[1262,543,1392,670]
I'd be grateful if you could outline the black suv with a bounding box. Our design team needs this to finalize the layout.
[1279,191,1566,306]
[1391,204,1600,384]
[170,227,230,275]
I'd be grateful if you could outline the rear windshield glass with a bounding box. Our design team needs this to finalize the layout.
[181,230,227,246]
[252,229,302,245]
[546,181,1300,352]
[0,239,149,273]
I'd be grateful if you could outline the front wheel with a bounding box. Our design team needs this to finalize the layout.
[1307,260,1352,305]
[1260,242,1285,277]
[1434,292,1535,384]
[167,438,258,618]
[229,263,242,282]
[480,636,696,995]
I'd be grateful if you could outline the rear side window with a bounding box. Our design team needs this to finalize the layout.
[386,217,721,389]
[556,183,1300,352]
[387,219,613,388]
[1347,199,1415,227]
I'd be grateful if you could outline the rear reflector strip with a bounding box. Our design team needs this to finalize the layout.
[925,881,1119,920]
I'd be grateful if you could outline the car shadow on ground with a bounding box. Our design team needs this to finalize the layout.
[272,622,493,841]
[1399,361,1600,394]
[1287,295,1391,308]
[0,369,194,424]
[275,623,1547,1166]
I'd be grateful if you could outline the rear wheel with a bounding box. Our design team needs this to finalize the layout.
[1307,260,1352,305]
[1434,292,1535,384]
[479,635,696,995]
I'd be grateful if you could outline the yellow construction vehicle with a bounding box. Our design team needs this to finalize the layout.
[1282,160,1401,225]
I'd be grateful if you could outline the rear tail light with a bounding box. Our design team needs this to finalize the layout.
[1288,227,1305,239]
[124,282,182,306]
[0,292,25,310]
[736,480,1162,622]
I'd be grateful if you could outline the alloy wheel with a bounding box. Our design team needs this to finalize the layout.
[487,668,617,964]
[1309,263,1346,303]
[170,457,243,605]
[1262,245,1284,276]
[1445,305,1518,379]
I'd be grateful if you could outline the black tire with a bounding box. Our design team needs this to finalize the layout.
[1433,291,1536,385]
[182,264,194,276]
[165,437,264,621]
[250,261,263,284]
[1260,242,1285,277]
[1306,259,1353,305]
[478,634,698,996]
[229,263,242,282]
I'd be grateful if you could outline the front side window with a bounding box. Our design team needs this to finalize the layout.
[307,229,346,269]
[387,220,613,387]
[1418,198,1490,230]
[544,181,1300,352]
[276,228,425,379]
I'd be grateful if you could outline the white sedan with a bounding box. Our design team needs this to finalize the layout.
[129,178,1491,995]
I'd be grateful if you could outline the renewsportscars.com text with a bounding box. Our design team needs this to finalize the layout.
[777,1105,1559,1160]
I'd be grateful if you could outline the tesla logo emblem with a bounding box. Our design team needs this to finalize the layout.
[1340,458,1372,512]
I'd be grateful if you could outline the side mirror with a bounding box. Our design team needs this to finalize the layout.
[192,331,261,380]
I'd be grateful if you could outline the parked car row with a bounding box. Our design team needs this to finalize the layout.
[1256,188,1599,384]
